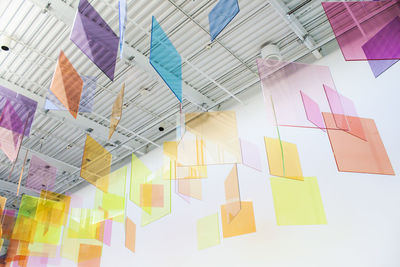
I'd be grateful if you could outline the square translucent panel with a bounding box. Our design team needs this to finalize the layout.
[95,167,127,223]
[323,112,394,175]
[177,111,241,166]
[300,91,326,131]
[220,201,256,238]
[26,155,57,192]
[119,0,127,59]
[125,217,136,253]
[81,135,112,193]
[49,51,83,119]
[257,58,338,129]
[197,213,220,250]
[71,0,119,81]
[0,85,37,136]
[177,179,202,200]
[150,16,182,102]
[109,84,124,139]
[208,0,240,41]
[240,139,262,171]
[224,165,241,223]
[45,75,96,113]
[270,177,327,225]
[264,137,303,181]
[78,244,102,267]
[322,1,400,60]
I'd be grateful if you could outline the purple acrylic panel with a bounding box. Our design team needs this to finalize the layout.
[300,91,326,131]
[45,76,96,112]
[26,155,57,192]
[0,85,37,136]
[367,59,399,77]
[362,16,400,60]
[239,139,262,171]
[322,1,400,61]
[71,0,119,81]
[257,58,338,129]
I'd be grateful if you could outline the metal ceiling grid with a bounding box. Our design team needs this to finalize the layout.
[0,0,339,209]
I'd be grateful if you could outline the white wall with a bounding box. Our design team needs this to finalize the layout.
[55,49,400,267]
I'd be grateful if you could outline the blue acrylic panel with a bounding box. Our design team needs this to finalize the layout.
[149,16,182,102]
[119,0,127,59]
[208,0,240,41]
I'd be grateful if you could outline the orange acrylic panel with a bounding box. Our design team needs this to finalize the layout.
[78,244,102,267]
[81,135,112,192]
[125,217,136,253]
[224,165,241,223]
[323,112,394,175]
[108,83,124,140]
[140,184,164,208]
[178,179,202,200]
[49,50,83,119]
[220,201,256,238]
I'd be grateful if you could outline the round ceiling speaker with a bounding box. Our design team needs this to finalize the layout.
[0,35,11,52]
[261,44,282,66]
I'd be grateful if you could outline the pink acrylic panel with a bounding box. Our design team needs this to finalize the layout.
[300,91,326,131]
[26,155,57,192]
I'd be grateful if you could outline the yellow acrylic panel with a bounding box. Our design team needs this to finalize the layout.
[264,137,303,180]
[67,209,105,239]
[196,213,220,250]
[40,190,71,226]
[270,177,327,225]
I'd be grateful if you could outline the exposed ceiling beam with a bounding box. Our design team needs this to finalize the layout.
[28,0,216,109]
[0,179,39,196]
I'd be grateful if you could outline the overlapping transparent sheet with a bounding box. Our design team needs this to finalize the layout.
[177,111,241,166]
[125,217,136,253]
[25,155,57,193]
[264,137,303,181]
[129,154,171,226]
[208,0,240,41]
[257,58,340,129]
[270,177,327,225]
[322,1,400,61]
[220,201,256,238]
[197,213,220,250]
[177,178,202,200]
[109,84,124,139]
[239,139,262,171]
[119,0,127,59]
[81,135,112,192]
[150,16,182,102]
[71,0,119,81]
[300,91,326,131]
[323,112,394,175]
[45,75,96,113]
[49,51,83,119]
[95,166,127,223]
[367,58,399,77]
[224,165,241,223]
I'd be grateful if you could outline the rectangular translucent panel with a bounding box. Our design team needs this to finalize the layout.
[322,1,400,60]
[264,137,303,181]
[177,111,241,166]
[208,0,240,41]
[141,169,171,226]
[220,201,256,238]
[49,50,83,119]
[300,91,326,131]
[78,244,102,267]
[81,135,112,193]
[257,58,339,129]
[0,85,37,136]
[140,184,164,208]
[270,176,327,225]
[323,112,394,175]
[178,179,202,200]
[45,75,96,113]
[239,139,262,171]
[197,213,220,250]
[150,16,182,102]
[367,59,399,78]
[95,167,126,223]
[26,155,57,192]
[71,0,119,81]
[125,217,136,253]
[130,154,152,209]
[109,84,124,139]
[224,165,241,223]
[119,0,127,59]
